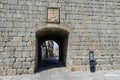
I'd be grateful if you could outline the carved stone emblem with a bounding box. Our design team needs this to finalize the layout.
[47,7,60,23]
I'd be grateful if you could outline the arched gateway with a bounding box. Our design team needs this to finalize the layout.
[34,25,70,72]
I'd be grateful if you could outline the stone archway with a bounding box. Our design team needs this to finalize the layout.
[35,27,69,72]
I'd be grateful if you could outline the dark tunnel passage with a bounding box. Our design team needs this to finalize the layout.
[35,28,69,72]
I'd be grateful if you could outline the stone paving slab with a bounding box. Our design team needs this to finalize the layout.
[0,68,120,80]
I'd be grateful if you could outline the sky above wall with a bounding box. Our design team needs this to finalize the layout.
[53,41,59,48]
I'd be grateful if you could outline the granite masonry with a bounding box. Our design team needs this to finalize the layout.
[0,0,120,76]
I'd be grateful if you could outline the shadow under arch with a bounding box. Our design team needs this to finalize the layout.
[35,27,69,73]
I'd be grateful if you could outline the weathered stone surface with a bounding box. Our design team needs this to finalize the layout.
[12,37,22,41]
[3,58,15,63]
[29,68,34,74]
[3,63,13,69]
[0,63,3,69]
[22,51,30,58]
[17,69,23,75]
[4,22,13,27]
[26,58,34,62]
[14,52,22,58]
[22,62,30,69]
[7,69,16,75]
[0,47,3,51]
[0,4,3,8]
[14,62,22,69]
[31,61,35,68]
[0,59,3,63]
[16,58,25,62]
[14,22,22,27]
[23,69,29,74]
[0,70,6,76]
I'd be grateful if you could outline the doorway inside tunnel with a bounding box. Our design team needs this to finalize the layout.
[35,28,69,72]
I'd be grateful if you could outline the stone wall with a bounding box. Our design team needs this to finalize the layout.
[0,0,120,75]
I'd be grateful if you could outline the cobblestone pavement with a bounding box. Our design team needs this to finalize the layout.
[0,67,120,80]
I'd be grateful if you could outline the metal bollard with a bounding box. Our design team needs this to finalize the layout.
[89,51,96,72]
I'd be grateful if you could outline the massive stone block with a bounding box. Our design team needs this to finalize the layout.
[22,62,31,69]
[7,69,16,75]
